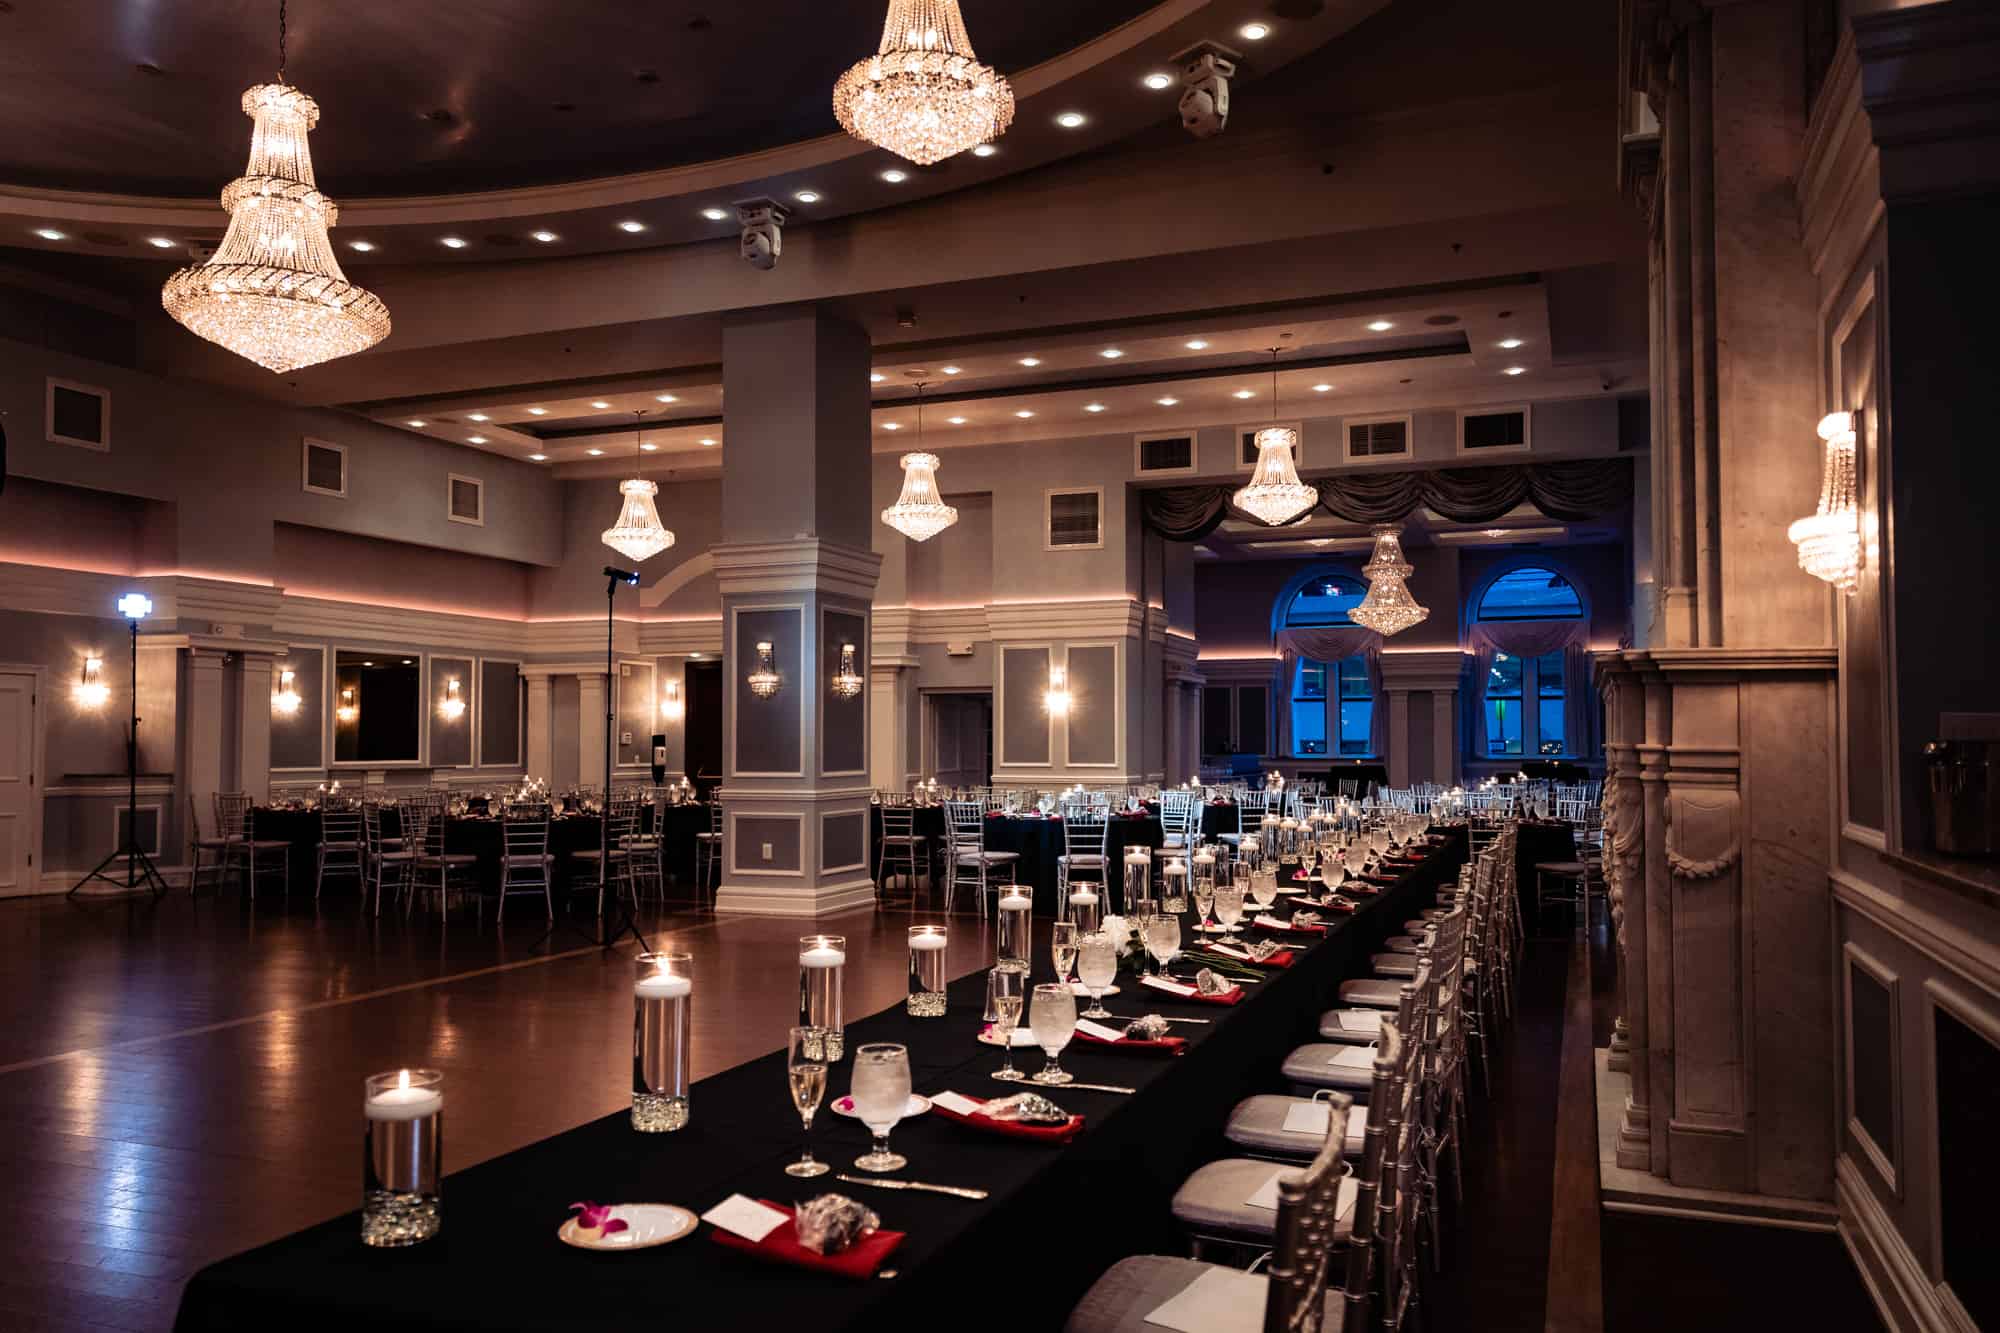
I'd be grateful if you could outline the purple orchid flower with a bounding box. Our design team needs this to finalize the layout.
[569,1202,628,1235]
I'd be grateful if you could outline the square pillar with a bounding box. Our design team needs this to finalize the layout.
[235,651,275,803]
[180,647,227,834]
[576,672,609,791]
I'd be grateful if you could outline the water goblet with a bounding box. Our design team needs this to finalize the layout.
[987,967,1028,1082]
[1028,984,1077,1085]
[849,1043,912,1172]
[1145,915,1182,977]
[1076,932,1118,1020]
[784,1026,831,1178]
[1214,882,1247,933]
[1250,867,1279,914]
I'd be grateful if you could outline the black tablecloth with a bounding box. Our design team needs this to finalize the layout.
[1514,819,1579,930]
[175,831,1466,1333]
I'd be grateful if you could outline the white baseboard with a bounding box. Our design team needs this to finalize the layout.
[714,875,878,918]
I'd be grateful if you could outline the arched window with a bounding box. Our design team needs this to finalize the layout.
[1474,565,1584,758]
[1283,575,1373,757]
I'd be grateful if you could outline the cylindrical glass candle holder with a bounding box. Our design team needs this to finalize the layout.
[906,925,948,1017]
[798,935,847,1062]
[996,890,1034,973]
[1160,854,1188,914]
[1067,886,1102,935]
[1192,847,1218,898]
[362,1069,443,1247]
[632,952,692,1132]
[1122,846,1151,914]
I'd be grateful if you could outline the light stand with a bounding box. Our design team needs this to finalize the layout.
[70,594,169,898]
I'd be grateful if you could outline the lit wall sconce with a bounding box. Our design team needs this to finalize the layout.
[660,679,684,722]
[747,641,782,699]
[439,675,466,721]
[336,685,358,724]
[1044,663,1071,716]
[1788,410,1861,593]
[831,643,864,699]
[273,668,301,716]
[75,656,109,708]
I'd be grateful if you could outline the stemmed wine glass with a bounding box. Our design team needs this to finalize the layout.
[849,1043,913,1173]
[1145,915,1182,979]
[988,967,1028,1082]
[1028,983,1077,1085]
[1076,931,1117,1020]
[1051,920,1079,991]
[784,1026,830,1178]
[1214,882,1247,933]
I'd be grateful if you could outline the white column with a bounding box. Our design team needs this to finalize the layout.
[869,660,912,793]
[235,651,275,803]
[525,674,552,781]
[181,648,227,828]
[576,672,608,791]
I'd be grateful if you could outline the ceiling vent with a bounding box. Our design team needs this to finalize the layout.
[1345,416,1409,461]
[1459,406,1530,454]
[1134,432,1196,476]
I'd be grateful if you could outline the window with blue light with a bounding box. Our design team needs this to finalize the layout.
[1282,575,1374,757]
[1475,566,1582,758]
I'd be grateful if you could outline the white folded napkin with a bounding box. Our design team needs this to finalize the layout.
[1143,1266,1269,1333]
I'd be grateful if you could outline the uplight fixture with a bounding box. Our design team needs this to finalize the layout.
[76,657,109,709]
[834,0,1016,165]
[747,641,782,699]
[832,643,865,699]
[1787,411,1861,594]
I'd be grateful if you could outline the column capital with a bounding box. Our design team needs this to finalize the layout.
[712,538,882,602]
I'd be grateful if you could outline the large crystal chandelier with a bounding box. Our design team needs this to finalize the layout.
[1787,411,1861,594]
[1350,525,1430,636]
[834,0,1015,165]
[1232,349,1318,526]
[882,384,959,541]
[161,3,388,374]
[602,412,676,563]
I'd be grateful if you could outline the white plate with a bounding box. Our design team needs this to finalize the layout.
[556,1203,698,1251]
[830,1093,931,1119]
[1066,981,1121,997]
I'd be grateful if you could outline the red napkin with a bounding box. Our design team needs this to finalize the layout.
[1070,1027,1189,1055]
[710,1201,906,1280]
[933,1095,1086,1142]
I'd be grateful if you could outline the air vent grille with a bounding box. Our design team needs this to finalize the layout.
[1347,417,1408,459]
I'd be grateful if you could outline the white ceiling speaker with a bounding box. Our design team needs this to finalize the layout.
[1176,43,1240,140]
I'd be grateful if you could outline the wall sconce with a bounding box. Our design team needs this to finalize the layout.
[1788,410,1861,593]
[831,643,864,699]
[273,668,301,716]
[660,679,684,722]
[336,685,358,724]
[439,675,465,721]
[75,656,109,708]
[747,641,781,699]
[1044,663,1071,716]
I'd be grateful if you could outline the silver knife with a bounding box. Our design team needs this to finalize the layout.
[995,1074,1134,1094]
[1106,1013,1211,1025]
[835,1173,989,1200]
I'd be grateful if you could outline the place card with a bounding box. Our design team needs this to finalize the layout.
[1245,1166,1290,1210]
[1336,1009,1383,1033]
[1143,1267,1270,1333]
[700,1194,789,1244]
[1329,1045,1377,1069]
[1206,942,1253,961]
[1139,975,1198,998]
[1073,1018,1128,1043]
[1253,914,1295,931]
[1281,1101,1332,1137]
[930,1091,983,1117]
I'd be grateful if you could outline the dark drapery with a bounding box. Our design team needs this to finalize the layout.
[1138,458,1633,538]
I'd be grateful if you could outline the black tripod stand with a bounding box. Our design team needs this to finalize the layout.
[69,612,169,898]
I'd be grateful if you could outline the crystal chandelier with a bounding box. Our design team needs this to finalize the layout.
[747,641,782,699]
[273,667,301,715]
[832,643,865,699]
[1232,349,1317,526]
[882,384,960,541]
[602,412,676,563]
[161,3,389,373]
[834,0,1015,165]
[1787,411,1861,594]
[1350,525,1430,636]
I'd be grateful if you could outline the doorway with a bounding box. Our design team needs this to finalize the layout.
[927,692,992,789]
[0,670,42,897]
[685,660,723,798]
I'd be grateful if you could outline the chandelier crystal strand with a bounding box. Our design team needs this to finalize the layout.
[1350,525,1430,636]
[602,411,676,563]
[882,383,959,541]
[1231,348,1317,525]
[161,6,388,373]
[1786,411,1861,593]
[834,0,1015,164]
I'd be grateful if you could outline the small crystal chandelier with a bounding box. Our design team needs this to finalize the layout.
[832,643,865,699]
[747,641,782,699]
[882,384,959,541]
[602,412,676,563]
[1232,349,1317,526]
[272,667,301,716]
[161,2,389,373]
[834,0,1015,165]
[1787,411,1861,594]
[336,685,358,724]
[1351,525,1430,636]
[439,676,465,721]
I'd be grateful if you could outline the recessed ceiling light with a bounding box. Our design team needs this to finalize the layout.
[467,412,489,422]
[1055,111,1088,129]
[1313,383,1333,393]
[1143,72,1174,91]
[700,438,717,447]
[793,189,820,204]
[530,453,548,461]
[1233,389,1256,399]
[1503,365,1527,376]
[145,236,177,249]
[700,208,729,222]
[1100,348,1124,359]
[641,442,657,451]
[439,236,469,249]
[1085,403,1107,413]
[347,239,375,252]
[467,435,488,444]
[947,415,967,425]
[880,169,908,184]
[1497,337,1524,350]
[1184,339,1209,350]
[1157,396,1179,407]
[591,400,611,409]
[1239,21,1271,40]
[407,420,427,428]
[528,407,548,415]
[617,219,647,233]
[1484,528,1508,538]
[587,448,605,456]
[883,422,901,431]
[940,365,962,375]
[870,373,886,383]
[33,228,66,241]
[1015,409,1035,419]
[1018,356,1041,367]
[530,229,559,244]
[1366,319,1394,332]
[972,144,997,158]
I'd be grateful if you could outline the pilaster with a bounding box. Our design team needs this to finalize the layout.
[234,650,276,803]
[576,672,608,793]
[524,673,553,782]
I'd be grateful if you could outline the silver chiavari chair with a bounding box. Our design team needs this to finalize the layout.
[571,799,638,916]
[314,804,364,900]
[693,801,723,907]
[875,800,929,908]
[219,793,291,896]
[1056,808,1109,900]
[944,799,1019,917]
[364,802,413,916]
[495,804,553,921]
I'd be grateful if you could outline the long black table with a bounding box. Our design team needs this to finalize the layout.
[175,828,1466,1333]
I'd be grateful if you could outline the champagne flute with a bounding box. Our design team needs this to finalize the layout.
[784,1026,830,1178]
[1128,896,1159,976]
[1076,931,1117,1020]
[1145,916,1182,978]
[1028,984,1077,1085]
[1192,875,1216,935]
[1214,882,1247,933]
[988,967,1027,1082]
[1051,920,1079,990]
[849,1043,912,1173]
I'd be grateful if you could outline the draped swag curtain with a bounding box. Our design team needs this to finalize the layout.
[1465,619,1593,761]
[1137,458,1633,541]
[1273,626,1386,759]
